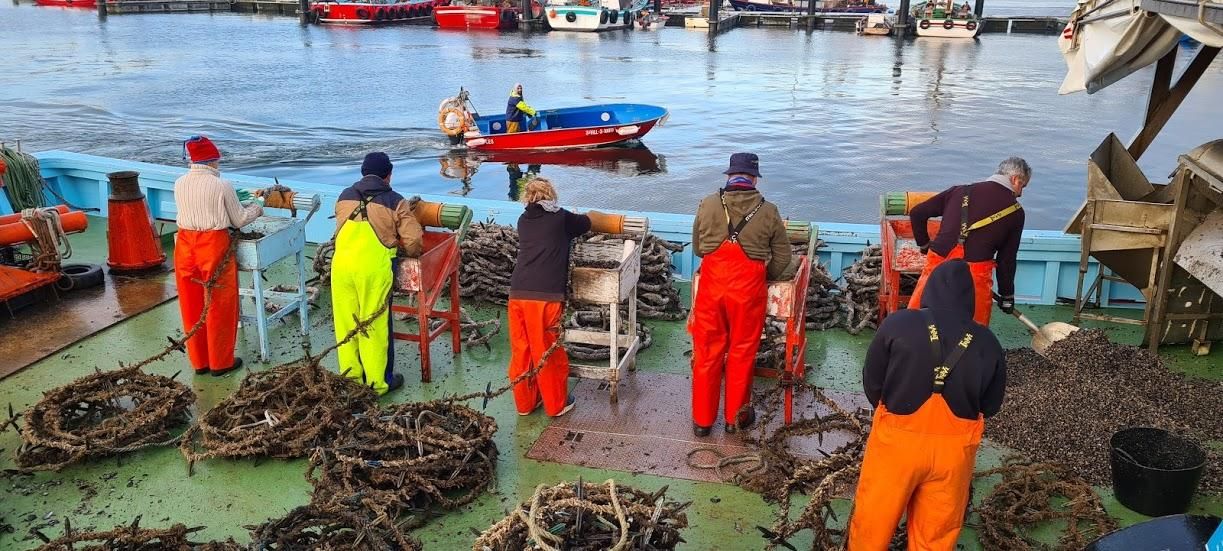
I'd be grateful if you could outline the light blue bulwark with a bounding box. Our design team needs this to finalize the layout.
[27,150,1142,307]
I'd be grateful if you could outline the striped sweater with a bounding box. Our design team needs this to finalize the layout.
[173,164,261,231]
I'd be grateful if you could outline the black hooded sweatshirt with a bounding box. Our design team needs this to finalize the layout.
[863,259,1007,420]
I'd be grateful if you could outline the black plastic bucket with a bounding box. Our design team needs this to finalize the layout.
[1110,427,1207,517]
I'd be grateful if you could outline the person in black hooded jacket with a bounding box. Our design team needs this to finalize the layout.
[847,259,1006,551]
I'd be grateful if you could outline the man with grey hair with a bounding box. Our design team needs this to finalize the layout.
[907,157,1029,326]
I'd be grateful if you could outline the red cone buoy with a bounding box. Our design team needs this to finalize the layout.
[105,171,166,272]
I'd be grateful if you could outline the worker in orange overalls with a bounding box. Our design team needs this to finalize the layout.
[848,259,1007,550]
[908,157,1030,326]
[507,177,604,417]
[173,135,263,376]
[689,153,794,437]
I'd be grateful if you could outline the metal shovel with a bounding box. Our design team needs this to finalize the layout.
[994,293,1078,356]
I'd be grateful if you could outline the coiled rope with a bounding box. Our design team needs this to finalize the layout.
[1,145,47,211]
[21,207,72,272]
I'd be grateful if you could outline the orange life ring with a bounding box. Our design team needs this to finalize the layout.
[438,107,469,136]
[964,20,977,31]
[943,18,954,29]
[918,18,930,29]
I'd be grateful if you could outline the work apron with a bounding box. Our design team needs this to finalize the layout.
[848,311,984,551]
[908,186,1021,326]
[688,192,768,429]
[174,228,239,372]
[331,197,396,395]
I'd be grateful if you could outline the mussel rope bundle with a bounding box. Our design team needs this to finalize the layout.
[473,479,691,551]
[839,244,882,335]
[179,361,377,468]
[973,458,1117,550]
[563,304,654,361]
[689,382,872,551]
[307,401,499,529]
[9,366,194,472]
[31,518,242,551]
[246,503,422,551]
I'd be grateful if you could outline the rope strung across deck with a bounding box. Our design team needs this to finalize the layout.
[1,244,238,472]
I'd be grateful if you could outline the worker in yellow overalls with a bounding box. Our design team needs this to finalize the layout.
[331,152,423,394]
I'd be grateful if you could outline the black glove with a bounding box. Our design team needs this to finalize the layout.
[997,294,1015,315]
[918,243,930,255]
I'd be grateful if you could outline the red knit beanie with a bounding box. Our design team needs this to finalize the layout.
[184,135,221,164]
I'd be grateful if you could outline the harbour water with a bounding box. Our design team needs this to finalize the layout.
[1,1,1220,229]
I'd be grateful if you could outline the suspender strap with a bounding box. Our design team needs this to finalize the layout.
[958,184,1022,244]
[348,190,388,221]
[719,190,764,243]
[918,309,975,393]
[968,203,1022,232]
[958,185,972,245]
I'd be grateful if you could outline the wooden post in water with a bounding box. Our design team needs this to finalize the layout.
[97,0,107,19]
[973,0,983,16]
[521,0,532,22]
[654,0,660,14]
[707,0,720,30]
[895,0,909,33]
[298,0,309,23]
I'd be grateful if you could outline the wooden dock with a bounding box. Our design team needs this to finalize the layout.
[665,10,1068,34]
[102,0,300,15]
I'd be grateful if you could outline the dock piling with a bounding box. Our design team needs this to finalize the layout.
[97,0,107,18]
[707,0,720,30]
[974,0,983,16]
[654,0,660,14]
[896,0,909,31]
[298,0,308,23]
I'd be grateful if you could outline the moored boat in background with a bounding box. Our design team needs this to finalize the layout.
[856,12,893,35]
[437,90,667,151]
[912,0,981,37]
[33,0,96,7]
[544,0,648,32]
[435,0,536,29]
[310,0,446,24]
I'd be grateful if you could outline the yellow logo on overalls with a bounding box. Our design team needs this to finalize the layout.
[958,334,974,348]
[927,324,939,342]
[934,365,951,382]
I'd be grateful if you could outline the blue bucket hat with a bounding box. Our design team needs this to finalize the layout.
[723,152,761,178]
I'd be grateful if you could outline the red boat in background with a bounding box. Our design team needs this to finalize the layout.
[34,0,96,7]
[434,0,532,30]
[310,0,446,24]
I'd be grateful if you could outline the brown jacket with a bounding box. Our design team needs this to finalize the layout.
[692,188,794,281]
[334,175,423,257]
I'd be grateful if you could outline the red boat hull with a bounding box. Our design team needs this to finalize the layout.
[465,118,662,151]
[34,0,96,7]
[434,5,519,29]
[311,0,445,24]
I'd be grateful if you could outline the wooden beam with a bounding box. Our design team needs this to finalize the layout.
[1128,46,1222,160]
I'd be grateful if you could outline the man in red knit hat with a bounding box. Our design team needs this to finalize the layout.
[173,135,262,376]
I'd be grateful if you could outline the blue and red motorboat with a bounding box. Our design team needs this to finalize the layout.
[438,90,667,151]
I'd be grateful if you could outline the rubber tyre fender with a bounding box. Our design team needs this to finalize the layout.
[609,8,617,23]
[943,18,954,29]
[501,8,515,24]
[565,10,576,21]
[623,10,631,27]
[356,7,370,18]
[599,8,607,24]
[375,8,385,20]
[964,20,977,31]
[918,18,930,29]
[58,263,104,292]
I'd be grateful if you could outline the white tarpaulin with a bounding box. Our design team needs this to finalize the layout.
[1059,0,1223,95]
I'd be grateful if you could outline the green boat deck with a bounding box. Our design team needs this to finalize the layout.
[0,219,1219,550]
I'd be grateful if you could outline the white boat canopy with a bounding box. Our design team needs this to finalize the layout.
[1059,0,1223,94]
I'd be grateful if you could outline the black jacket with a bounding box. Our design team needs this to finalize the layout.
[509,203,592,302]
[910,179,1025,297]
[863,259,1007,420]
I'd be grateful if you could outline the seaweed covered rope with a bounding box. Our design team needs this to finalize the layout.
[307,401,498,530]
[247,503,421,551]
[688,381,871,550]
[31,518,242,551]
[459,222,689,320]
[973,458,1116,550]
[0,245,239,472]
[178,293,392,467]
[473,479,691,551]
